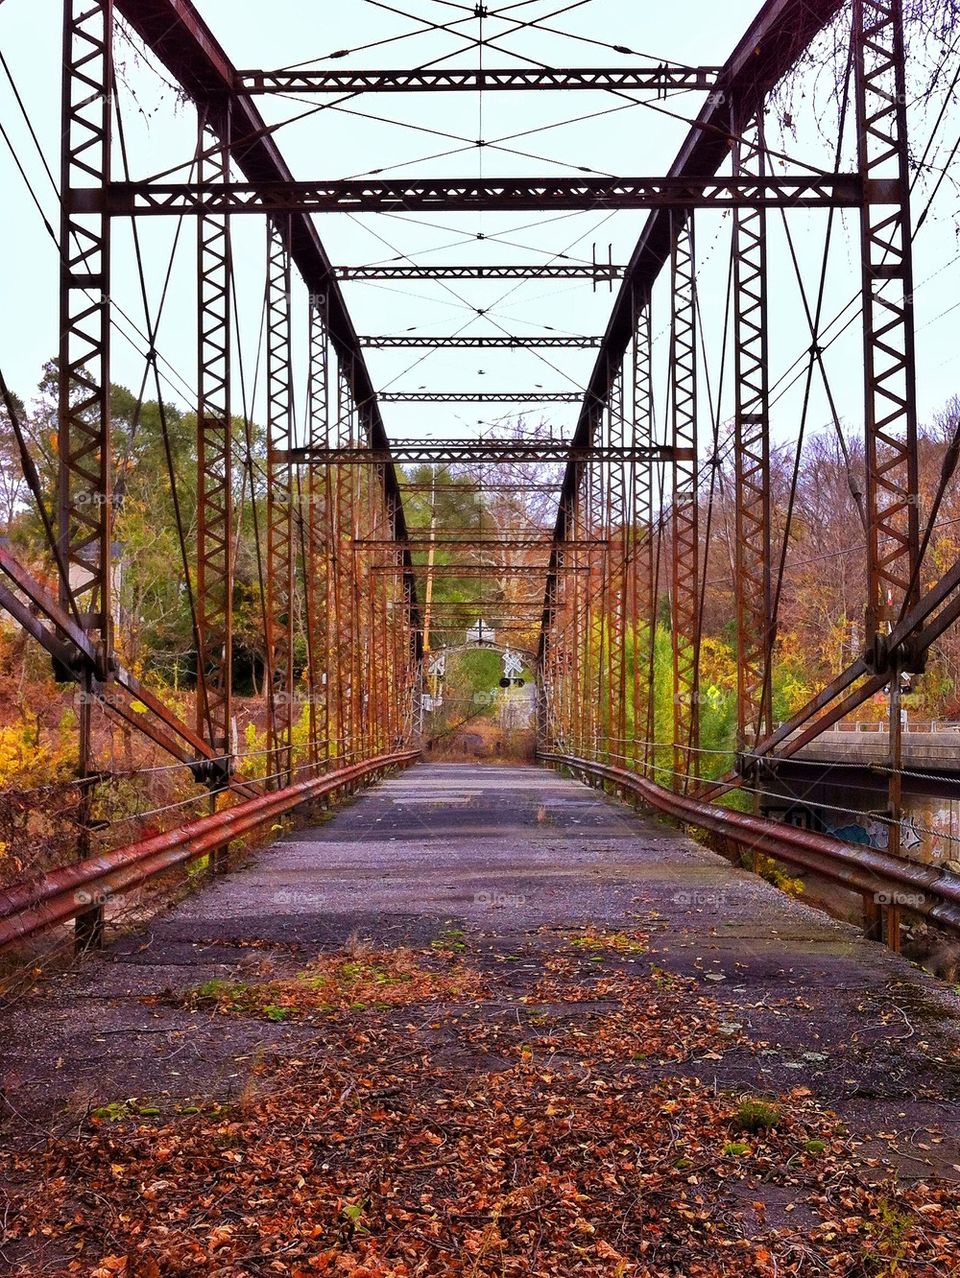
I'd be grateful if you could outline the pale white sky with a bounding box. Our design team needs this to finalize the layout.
[1,0,957,491]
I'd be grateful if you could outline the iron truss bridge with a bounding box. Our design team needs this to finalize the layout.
[0,0,956,967]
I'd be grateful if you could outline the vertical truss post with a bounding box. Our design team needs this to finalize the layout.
[594,387,609,763]
[854,0,919,862]
[732,111,773,755]
[568,487,584,757]
[336,359,358,765]
[306,295,328,773]
[669,213,700,790]
[578,425,597,759]
[328,357,347,768]
[59,0,113,656]
[266,216,294,788]
[537,571,555,753]
[854,0,920,654]
[195,114,233,783]
[357,402,377,761]
[631,295,655,776]
[403,568,420,748]
[604,367,627,766]
[551,549,570,753]
[60,0,113,949]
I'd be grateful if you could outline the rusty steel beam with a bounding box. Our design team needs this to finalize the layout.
[359,335,602,349]
[855,0,920,654]
[336,264,626,282]
[237,66,722,94]
[670,215,700,789]
[195,116,233,766]
[58,2,113,946]
[265,217,295,787]
[733,114,773,754]
[337,360,360,763]
[355,537,600,549]
[397,482,560,493]
[285,442,686,465]
[631,294,655,777]
[371,564,574,576]
[99,174,861,215]
[604,366,628,767]
[305,295,329,771]
[378,392,583,403]
[0,545,260,798]
[59,0,113,662]
[695,555,960,804]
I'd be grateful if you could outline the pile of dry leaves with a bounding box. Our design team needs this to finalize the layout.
[3,929,959,1276]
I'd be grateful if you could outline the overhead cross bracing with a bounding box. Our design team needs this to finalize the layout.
[335,265,626,281]
[101,174,861,215]
[359,336,602,348]
[237,66,724,93]
[0,0,958,967]
[282,440,687,463]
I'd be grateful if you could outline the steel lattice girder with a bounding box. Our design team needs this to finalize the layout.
[282,442,689,465]
[602,366,628,766]
[372,564,576,576]
[355,537,602,549]
[632,298,656,775]
[58,0,114,945]
[59,0,113,657]
[265,217,295,785]
[854,0,920,646]
[237,66,722,94]
[336,264,625,281]
[359,336,601,348]
[195,119,232,753]
[376,393,584,403]
[398,482,561,493]
[419,600,545,609]
[670,215,700,786]
[96,174,862,215]
[304,296,329,768]
[733,115,773,751]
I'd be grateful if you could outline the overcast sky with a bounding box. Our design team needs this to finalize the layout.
[1,1,957,481]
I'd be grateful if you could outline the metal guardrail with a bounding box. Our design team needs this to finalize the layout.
[0,750,420,952]
[541,752,960,940]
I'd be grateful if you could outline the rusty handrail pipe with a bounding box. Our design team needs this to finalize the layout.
[541,753,960,937]
[0,751,419,952]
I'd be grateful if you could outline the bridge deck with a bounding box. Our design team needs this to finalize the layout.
[3,764,960,1271]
